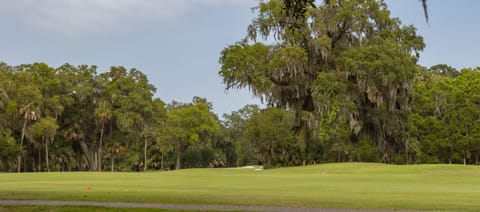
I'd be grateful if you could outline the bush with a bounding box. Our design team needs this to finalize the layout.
[0,129,20,171]
[183,146,216,168]
[352,139,380,162]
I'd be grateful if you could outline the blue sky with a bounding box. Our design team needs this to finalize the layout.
[1,0,479,116]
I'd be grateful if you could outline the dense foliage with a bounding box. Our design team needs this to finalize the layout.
[0,62,221,171]
[409,66,480,164]
[220,0,424,163]
[1,63,480,172]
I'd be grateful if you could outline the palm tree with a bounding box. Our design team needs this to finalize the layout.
[62,124,96,171]
[95,101,112,171]
[104,140,127,172]
[17,104,40,172]
[41,117,58,172]
[26,117,58,172]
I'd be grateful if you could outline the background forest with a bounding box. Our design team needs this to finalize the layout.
[1,0,480,172]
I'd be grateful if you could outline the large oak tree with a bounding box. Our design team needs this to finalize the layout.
[220,0,424,162]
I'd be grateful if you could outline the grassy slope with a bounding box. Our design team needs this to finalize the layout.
[1,163,480,211]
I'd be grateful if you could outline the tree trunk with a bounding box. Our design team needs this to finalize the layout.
[76,151,83,171]
[17,118,27,172]
[144,137,148,171]
[176,150,182,170]
[111,155,114,172]
[161,154,164,171]
[45,136,49,172]
[38,147,41,172]
[78,140,96,171]
[405,140,409,165]
[94,152,98,170]
[23,157,26,172]
[98,123,104,171]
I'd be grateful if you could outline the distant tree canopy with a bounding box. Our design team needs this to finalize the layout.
[409,66,480,164]
[0,62,224,172]
[161,99,220,170]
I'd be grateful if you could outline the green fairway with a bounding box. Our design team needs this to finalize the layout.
[1,163,480,211]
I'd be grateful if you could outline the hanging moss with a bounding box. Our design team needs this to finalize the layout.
[220,0,424,162]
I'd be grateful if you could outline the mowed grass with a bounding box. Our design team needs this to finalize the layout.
[0,206,180,212]
[1,163,480,211]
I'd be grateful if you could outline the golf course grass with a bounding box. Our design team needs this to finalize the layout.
[0,205,176,212]
[1,163,480,211]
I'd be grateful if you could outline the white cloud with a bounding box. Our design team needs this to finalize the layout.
[0,0,254,34]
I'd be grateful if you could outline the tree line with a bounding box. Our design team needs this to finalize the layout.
[1,61,479,172]
[0,63,221,172]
